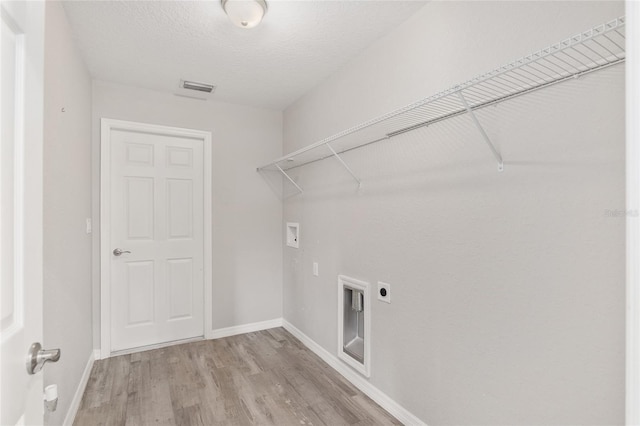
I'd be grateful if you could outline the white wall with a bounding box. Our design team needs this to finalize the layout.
[283,1,625,424]
[91,82,283,349]
[43,2,94,425]
[626,2,640,424]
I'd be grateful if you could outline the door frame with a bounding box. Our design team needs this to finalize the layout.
[99,118,212,359]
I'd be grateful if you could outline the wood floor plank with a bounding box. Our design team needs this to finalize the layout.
[123,359,145,426]
[74,327,401,426]
[350,394,403,426]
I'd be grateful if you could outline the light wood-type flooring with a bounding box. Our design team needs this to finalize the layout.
[73,327,401,426]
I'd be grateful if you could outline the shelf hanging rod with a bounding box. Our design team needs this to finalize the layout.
[257,17,624,174]
[326,143,362,187]
[280,56,623,172]
[457,91,504,171]
[276,164,304,194]
[283,136,390,172]
[386,57,623,139]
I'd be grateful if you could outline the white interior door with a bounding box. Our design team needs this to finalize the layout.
[0,1,45,424]
[107,126,205,353]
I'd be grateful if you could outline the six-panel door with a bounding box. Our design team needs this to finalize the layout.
[109,129,204,352]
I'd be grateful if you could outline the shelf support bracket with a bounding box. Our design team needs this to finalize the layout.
[275,164,304,195]
[326,143,362,187]
[457,91,504,172]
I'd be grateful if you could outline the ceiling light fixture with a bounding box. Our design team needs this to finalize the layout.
[221,0,267,29]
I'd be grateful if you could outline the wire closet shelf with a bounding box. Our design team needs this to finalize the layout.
[257,16,626,194]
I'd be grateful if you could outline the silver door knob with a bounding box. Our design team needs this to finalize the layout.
[26,343,61,375]
[113,248,131,256]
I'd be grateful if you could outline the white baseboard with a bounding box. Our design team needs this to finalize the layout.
[63,350,96,426]
[282,319,426,426]
[208,318,283,340]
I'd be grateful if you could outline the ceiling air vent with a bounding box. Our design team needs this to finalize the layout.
[175,80,216,100]
[181,80,215,93]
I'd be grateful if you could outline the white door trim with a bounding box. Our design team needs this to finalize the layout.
[100,118,212,359]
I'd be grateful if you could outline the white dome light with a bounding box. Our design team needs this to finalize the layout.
[221,0,268,29]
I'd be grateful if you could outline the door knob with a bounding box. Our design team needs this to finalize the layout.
[113,248,131,256]
[26,343,61,375]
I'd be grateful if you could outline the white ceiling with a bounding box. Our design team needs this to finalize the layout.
[62,0,427,110]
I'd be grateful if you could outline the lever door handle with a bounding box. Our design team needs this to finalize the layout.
[26,343,61,375]
[113,248,131,256]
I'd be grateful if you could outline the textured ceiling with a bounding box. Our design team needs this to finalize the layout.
[62,0,427,110]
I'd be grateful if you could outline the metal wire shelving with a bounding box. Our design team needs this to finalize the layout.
[257,17,626,195]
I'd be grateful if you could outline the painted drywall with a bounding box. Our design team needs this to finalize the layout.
[91,81,283,350]
[283,1,625,424]
[62,1,426,109]
[43,2,94,425]
[626,3,640,423]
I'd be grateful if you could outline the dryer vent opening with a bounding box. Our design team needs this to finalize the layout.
[338,275,371,377]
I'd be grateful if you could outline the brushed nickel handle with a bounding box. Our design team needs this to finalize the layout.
[26,343,61,375]
[113,248,131,256]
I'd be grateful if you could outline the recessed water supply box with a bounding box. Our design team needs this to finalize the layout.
[337,275,370,377]
[286,222,299,248]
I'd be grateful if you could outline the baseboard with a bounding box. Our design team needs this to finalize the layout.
[208,317,283,340]
[282,319,426,426]
[63,350,96,426]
